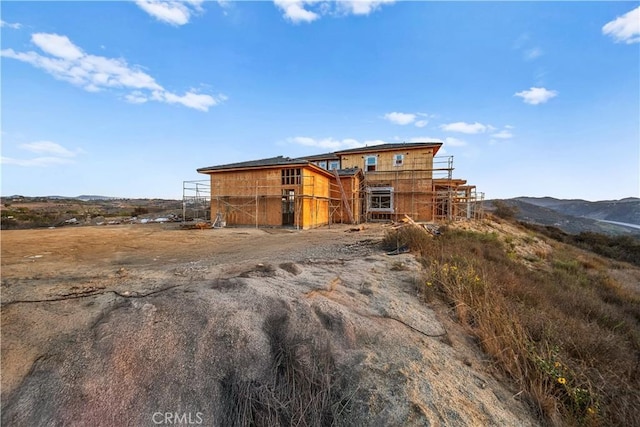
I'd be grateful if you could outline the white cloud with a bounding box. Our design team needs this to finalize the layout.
[440,121,489,134]
[274,0,320,23]
[155,90,227,112]
[287,136,387,150]
[1,33,224,112]
[491,130,514,139]
[514,87,558,105]
[602,6,640,44]
[135,0,204,26]
[0,20,22,29]
[336,0,395,16]
[444,137,467,147]
[384,112,416,125]
[32,33,84,60]
[2,141,80,167]
[273,0,394,23]
[384,112,433,127]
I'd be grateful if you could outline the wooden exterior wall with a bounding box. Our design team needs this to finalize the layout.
[339,148,434,172]
[300,168,331,229]
[205,166,334,229]
[340,148,436,222]
[330,174,362,224]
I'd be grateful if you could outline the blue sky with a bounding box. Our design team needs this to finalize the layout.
[1,1,638,200]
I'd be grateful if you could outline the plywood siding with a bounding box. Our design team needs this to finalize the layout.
[342,148,436,222]
[205,166,332,229]
[301,168,330,229]
[340,148,434,172]
[330,175,362,224]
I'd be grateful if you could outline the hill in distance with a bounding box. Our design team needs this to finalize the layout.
[487,197,640,237]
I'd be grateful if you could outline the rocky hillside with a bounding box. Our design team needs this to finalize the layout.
[1,224,539,427]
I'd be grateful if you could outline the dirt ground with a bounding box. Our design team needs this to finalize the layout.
[1,223,540,426]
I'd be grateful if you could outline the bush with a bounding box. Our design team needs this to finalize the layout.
[386,225,640,426]
[492,200,519,219]
[131,206,149,217]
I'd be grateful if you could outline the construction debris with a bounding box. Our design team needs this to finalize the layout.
[386,215,441,237]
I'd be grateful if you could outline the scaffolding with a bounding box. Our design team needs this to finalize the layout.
[205,174,355,229]
[192,154,483,228]
[182,180,211,222]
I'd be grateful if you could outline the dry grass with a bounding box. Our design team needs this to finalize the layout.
[218,312,351,426]
[385,225,640,426]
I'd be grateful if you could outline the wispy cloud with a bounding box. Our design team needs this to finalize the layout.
[602,6,640,44]
[1,33,225,111]
[384,111,431,127]
[287,136,387,150]
[0,20,22,29]
[491,129,514,139]
[524,47,543,61]
[20,141,77,157]
[514,87,558,105]
[1,141,80,167]
[274,0,394,24]
[135,0,204,26]
[440,121,490,134]
[514,33,543,62]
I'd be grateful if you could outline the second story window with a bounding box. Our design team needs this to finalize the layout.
[317,161,327,169]
[329,161,340,171]
[365,155,377,172]
[394,154,404,166]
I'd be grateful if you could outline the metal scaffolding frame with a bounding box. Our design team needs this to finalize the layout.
[203,175,352,229]
[182,180,211,222]
[189,155,483,228]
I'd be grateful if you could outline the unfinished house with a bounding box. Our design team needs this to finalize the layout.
[196,156,338,229]
[196,142,482,229]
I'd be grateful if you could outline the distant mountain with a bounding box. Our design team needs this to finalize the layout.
[515,197,640,225]
[486,197,640,237]
[76,195,117,201]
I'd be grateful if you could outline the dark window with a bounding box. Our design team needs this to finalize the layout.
[281,168,301,185]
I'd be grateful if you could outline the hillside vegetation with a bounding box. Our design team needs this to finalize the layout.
[486,198,640,237]
[385,217,640,426]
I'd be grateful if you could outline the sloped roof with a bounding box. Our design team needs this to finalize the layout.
[299,152,340,161]
[197,156,309,173]
[337,167,363,177]
[335,142,442,155]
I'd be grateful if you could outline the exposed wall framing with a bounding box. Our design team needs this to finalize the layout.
[206,172,356,229]
[182,180,211,222]
[194,150,483,228]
